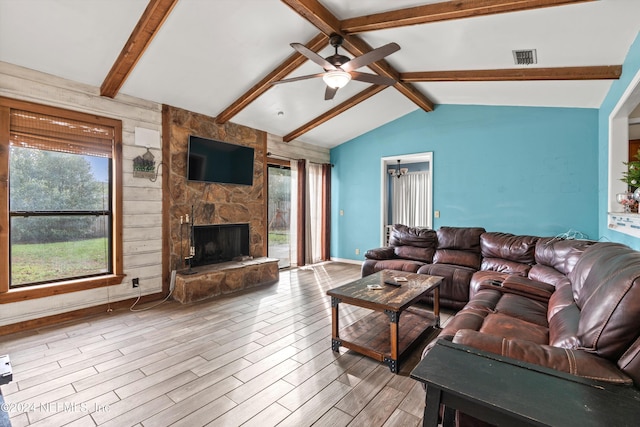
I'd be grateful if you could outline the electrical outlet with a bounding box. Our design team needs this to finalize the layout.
[132,278,139,288]
[355,248,360,255]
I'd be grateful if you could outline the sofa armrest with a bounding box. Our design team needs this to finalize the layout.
[364,247,396,260]
[478,275,554,302]
[452,329,632,385]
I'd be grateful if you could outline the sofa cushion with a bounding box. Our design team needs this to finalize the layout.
[452,330,633,385]
[494,293,548,327]
[364,246,396,260]
[547,283,575,319]
[361,259,425,276]
[437,226,485,251]
[433,227,484,269]
[570,243,640,360]
[481,232,538,264]
[433,249,481,270]
[528,264,571,289]
[481,258,531,276]
[417,263,475,308]
[548,302,580,349]
[394,245,435,263]
[535,237,594,276]
[479,313,548,344]
[619,337,640,385]
[389,224,437,248]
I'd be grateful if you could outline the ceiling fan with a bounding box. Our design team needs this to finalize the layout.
[272,34,400,100]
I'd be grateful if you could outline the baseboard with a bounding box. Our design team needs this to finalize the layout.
[0,291,168,336]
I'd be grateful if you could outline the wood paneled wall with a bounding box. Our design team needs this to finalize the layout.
[0,61,163,327]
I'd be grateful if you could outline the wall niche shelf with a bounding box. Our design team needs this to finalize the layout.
[608,212,640,238]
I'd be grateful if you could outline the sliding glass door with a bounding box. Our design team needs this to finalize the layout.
[267,164,291,268]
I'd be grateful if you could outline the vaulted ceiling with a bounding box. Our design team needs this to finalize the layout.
[1,0,640,148]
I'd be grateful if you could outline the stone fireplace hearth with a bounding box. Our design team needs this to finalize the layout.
[173,257,278,304]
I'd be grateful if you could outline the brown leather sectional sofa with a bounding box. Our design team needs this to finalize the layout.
[363,225,486,309]
[363,224,640,425]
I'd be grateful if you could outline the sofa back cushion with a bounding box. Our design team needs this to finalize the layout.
[389,224,437,248]
[394,245,435,262]
[534,237,594,276]
[480,232,538,276]
[433,227,485,269]
[569,243,640,361]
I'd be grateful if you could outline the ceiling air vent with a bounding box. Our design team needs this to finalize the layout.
[512,49,537,65]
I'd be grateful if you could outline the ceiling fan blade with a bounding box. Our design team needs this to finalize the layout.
[350,71,396,86]
[290,43,337,71]
[271,73,324,85]
[341,42,400,72]
[324,86,338,101]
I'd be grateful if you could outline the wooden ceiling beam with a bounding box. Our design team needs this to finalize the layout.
[281,0,435,112]
[100,0,178,98]
[400,65,622,82]
[281,0,341,37]
[341,35,435,112]
[215,33,328,125]
[341,0,596,33]
[283,85,387,142]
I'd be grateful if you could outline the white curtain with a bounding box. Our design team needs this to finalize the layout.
[392,172,429,227]
[289,160,299,267]
[306,162,323,264]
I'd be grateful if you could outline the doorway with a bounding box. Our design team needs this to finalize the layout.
[267,163,291,268]
[380,152,433,246]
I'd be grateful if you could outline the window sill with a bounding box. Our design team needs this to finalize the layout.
[0,274,125,304]
[608,212,640,238]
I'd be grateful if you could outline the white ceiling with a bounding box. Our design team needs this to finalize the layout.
[1,0,640,148]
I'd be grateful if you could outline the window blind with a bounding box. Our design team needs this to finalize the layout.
[9,109,114,158]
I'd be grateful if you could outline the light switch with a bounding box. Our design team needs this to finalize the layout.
[340,209,344,216]
[434,210,440,218]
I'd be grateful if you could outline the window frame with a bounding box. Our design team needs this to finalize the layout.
[0,96,124,303]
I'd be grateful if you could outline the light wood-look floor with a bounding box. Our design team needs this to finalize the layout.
[0,262,451,427]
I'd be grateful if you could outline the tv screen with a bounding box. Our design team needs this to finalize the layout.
[187,135,254,185]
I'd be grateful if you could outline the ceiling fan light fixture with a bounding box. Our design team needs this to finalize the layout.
[323,70,351,89]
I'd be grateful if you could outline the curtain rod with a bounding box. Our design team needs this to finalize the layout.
[266,152,333,166]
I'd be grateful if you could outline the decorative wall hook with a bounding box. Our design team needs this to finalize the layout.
[133,148,156,179]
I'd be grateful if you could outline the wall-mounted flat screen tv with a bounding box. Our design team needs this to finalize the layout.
[187,135,254,185]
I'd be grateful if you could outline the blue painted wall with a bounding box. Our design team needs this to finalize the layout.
[598,32,640,249]
[331,105,598,261]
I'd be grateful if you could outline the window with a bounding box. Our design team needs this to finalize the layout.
[0,97,124,301]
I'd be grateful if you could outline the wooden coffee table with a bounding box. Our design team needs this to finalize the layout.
[327,270,442,373]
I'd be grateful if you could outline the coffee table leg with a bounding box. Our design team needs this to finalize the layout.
[384,310,400,373]
[433,287,440,328]
[331,297,341,352]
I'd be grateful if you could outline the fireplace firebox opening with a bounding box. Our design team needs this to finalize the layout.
[192,223,250,267]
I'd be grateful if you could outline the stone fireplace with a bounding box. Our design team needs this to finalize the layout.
[192,223,250,267]
[163,105,278,304]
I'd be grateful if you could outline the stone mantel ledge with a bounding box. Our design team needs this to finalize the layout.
[173,257,279,304]
[608,212,640,238]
